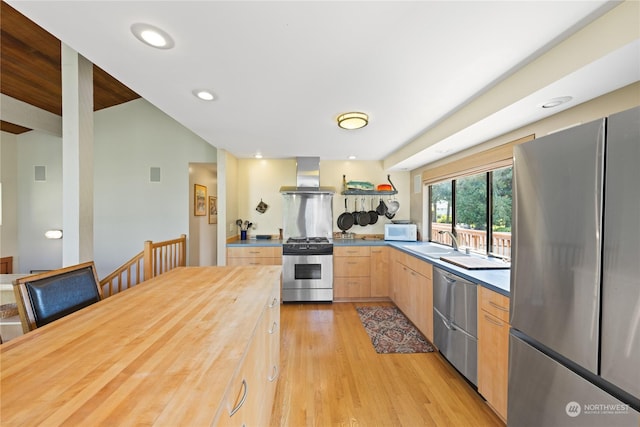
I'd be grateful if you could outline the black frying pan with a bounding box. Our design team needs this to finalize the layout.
[368,197,378,225]
[358,197,370,226]
[337,198,354,231]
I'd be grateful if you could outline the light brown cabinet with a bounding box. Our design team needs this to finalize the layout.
[370,246,389,297]
[390,248,434,343]
[334,246,371,299]
[477,286,510,422]
[227,246,282,266]
[217,279,280,426]
[333,245,391,301]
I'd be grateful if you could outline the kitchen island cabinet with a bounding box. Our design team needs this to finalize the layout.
[477,286,510,422]
[0,266,281,427]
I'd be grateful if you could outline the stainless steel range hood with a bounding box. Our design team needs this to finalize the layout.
[279,157,336,194]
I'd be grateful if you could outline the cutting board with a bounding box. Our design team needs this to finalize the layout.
[440,256,510,270]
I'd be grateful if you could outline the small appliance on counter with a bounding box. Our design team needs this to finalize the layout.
[384,223,417,241]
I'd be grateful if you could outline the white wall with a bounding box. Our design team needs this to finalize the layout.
[16,131,64,272]
[189,162,217,266]
[235,159,410,238]
[4,98,217,277]
[0,132,19,270]
[93,99,217,277]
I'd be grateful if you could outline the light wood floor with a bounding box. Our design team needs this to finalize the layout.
[270,302,504,427]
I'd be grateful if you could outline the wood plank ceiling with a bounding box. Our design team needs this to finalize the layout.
[0,0,140,134]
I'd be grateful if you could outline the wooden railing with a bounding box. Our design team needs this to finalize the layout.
[100,234,186,298]
[430,223,511,258]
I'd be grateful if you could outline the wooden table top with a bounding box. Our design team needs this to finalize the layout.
[0,266,281,426]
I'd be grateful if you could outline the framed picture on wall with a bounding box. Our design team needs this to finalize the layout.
[209,196,218,224]
[194,184,207,216]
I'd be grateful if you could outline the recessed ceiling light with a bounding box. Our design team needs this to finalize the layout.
[541,96,573,109]
[337,112,368,130]
[192,90,216,101]
[131,23,175,49]
[348,155,356,160]
[255,153,263,159]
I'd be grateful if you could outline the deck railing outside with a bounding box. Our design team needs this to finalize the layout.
[430,223,511,258]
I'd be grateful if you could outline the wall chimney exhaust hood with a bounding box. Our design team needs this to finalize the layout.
[280,157,335,195]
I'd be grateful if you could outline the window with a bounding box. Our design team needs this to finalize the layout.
[428,166,512,258]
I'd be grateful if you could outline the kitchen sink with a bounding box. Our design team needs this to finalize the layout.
[401,244,467,259]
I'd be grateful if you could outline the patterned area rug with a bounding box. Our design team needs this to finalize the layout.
[356,306,434,354]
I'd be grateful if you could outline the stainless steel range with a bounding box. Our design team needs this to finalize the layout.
[280,157,335,302]
[282,237,333,302]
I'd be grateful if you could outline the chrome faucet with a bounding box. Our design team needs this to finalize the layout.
[439,230,460,250]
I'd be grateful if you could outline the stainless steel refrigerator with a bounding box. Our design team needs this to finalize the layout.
[508,107,640,426]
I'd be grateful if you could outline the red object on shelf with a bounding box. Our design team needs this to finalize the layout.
[376,184,392,191]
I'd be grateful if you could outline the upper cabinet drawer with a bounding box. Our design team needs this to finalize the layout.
[334,246,371,257]
[227,246,281,258]
[479,286,510,323]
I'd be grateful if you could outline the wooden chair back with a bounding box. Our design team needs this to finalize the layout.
[13,261,103,333]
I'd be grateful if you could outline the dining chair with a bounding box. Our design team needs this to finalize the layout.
[13,261,103,333]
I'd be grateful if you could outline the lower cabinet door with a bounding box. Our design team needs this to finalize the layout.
[478,310,509,420]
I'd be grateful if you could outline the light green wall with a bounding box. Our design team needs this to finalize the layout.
[5,98,217,277]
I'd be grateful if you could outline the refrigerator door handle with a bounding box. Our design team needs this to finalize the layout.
[594,124,605,273]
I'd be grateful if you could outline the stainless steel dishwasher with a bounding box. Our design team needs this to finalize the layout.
[433,266,478,386]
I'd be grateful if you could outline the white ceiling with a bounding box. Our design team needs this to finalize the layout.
[7,1,639,170]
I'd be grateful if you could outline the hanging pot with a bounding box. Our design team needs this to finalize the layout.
[387,196,400,215]
[337,198,354,231]
[376,198,388,216]
[368,197,378,225]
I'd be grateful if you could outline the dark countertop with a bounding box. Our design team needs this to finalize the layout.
[227,238,510,296]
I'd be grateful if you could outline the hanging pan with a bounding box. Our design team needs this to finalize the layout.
[337,198,354,231]
[358,197,370,226]
[368,197,378,225]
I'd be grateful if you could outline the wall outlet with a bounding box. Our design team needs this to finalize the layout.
[229,223,234,232]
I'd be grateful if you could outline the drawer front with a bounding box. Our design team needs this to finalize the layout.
[401,254,432,279]
[334,256,370,277]
[334,277,371,298]
[479,286,510,322]
[334,246,371,257]
[227,246,281,258]
[227,257,282,266]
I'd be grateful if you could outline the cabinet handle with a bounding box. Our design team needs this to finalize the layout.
[269,297,278,308]
[229,379,248,417]
[484,314,504,327]
[488,301,509,312]
[268,365,279,382]
[347,262,358,265]
[249,251,260,254]
[269,321,278,334]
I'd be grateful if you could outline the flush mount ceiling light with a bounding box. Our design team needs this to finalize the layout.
[254,153,263,159]
[192,89,216,101]
[131,23,175,49]
[337,112,368,130]
[541,96,573,109]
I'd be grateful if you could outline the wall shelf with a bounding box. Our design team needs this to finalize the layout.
[341,174,398,196]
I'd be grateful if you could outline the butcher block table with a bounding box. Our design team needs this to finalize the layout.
[0,266,282,427]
